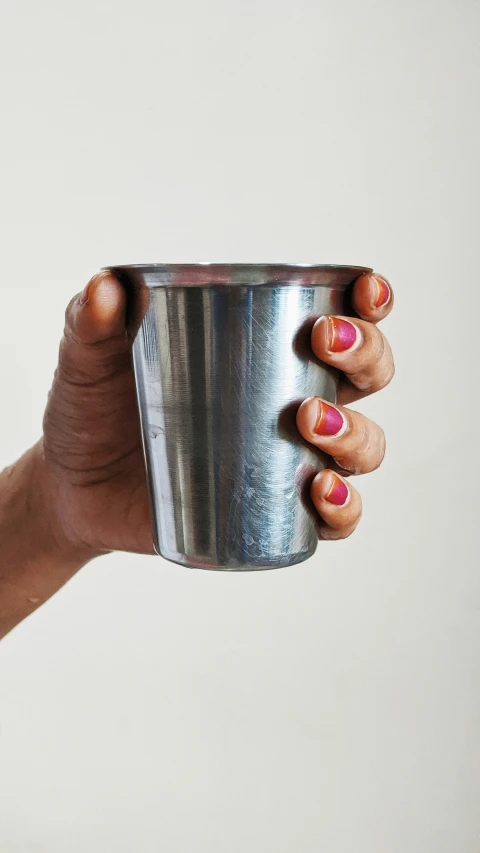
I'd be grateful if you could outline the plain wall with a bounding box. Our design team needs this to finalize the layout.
[0,1,479,851]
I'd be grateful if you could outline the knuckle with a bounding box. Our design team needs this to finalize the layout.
[373,356,395,392]
[347,372,371,392]
[370,326,386,360]
[333,458,364,475]
[378,427,387,460]
[333,528,351,541]
[366,429,387,472]
[351,495,363,521]
[64,296,78,330]
[319,522,358,541]
[334,424,386,474]
[351,353,394,396]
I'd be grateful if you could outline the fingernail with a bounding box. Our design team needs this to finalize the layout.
[326,473,349,506]
[79,283,90,306]
[373,275,391,308]
[314,400,346,437]
[326,316,360,353]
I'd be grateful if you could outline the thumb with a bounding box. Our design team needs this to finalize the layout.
[59,272,130,385]
[68,271,127,344]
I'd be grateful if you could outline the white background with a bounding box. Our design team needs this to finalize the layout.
[0,1,479,851]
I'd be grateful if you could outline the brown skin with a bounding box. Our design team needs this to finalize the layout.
[0,271,394,638]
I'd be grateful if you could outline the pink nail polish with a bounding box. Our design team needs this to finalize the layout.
[374,275,391,308]
[327,316,359,353]
[79,284,90,306]
[326,474,349,506]
[314,401,346,437]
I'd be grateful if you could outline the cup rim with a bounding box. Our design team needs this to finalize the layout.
[103,263,373,287]
[104,262,372,272]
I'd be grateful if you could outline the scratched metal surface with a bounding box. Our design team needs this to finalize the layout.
[124,264,368,570]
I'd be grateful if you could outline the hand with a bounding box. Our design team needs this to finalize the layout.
[41,273,155,559]
[296,272,394,539]
[39,270,394,561]
[0,272,154,638]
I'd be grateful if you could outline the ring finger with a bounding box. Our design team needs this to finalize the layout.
[296,397,386,475]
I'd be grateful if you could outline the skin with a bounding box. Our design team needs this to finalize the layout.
[0,271,394,638]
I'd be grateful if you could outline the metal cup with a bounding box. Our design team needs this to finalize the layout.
[110,264,370,571]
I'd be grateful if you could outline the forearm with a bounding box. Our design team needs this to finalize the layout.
[0,443,88,638]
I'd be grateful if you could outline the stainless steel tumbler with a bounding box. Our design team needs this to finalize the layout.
[111,264,370,571]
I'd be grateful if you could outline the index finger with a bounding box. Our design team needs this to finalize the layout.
[350,272,394,324]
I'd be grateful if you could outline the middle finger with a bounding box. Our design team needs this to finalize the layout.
[311,314,395,404]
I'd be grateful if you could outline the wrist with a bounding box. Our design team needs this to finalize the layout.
[0,443,93,638]
[31,440,98,568]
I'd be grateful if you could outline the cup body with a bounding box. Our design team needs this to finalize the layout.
[113,264,369,570]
